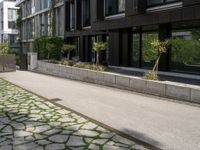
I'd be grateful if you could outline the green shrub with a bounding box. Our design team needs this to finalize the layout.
[11,49,20,65]
[34,36,64,61]
[62,44,76,60]
[61,60,75,66]
[144,71,157,80]
[0,42,12,55]
[74,63,107,72]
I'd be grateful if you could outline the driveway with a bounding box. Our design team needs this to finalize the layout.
[1,71,200,150]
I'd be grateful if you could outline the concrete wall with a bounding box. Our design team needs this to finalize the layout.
[0,55,16,72]
[37,61,200,104]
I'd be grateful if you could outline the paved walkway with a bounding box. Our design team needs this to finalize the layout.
[0,79,146,150]
[1,71,200,150]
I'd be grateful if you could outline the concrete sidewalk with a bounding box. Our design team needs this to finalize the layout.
[1,71,200,150]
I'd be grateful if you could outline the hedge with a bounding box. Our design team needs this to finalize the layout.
[34,36,64,60]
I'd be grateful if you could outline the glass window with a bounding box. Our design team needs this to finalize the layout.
[147,0,180,7]
[171,28,200,74]
[8,9,17,29]
[82,0,91,27]
[142,32,158,68]
[131,33,140,67]
[105,0,125,16]
[70,0,75,30]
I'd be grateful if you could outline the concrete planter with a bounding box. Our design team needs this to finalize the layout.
[0,54,16,72]
[37,60,200,104]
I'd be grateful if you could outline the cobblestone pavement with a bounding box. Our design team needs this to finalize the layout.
[0,79,149,150]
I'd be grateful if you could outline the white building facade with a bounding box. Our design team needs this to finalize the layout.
[0,0,19,49]
[16,0,65,53]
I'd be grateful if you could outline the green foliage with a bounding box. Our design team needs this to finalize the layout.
[74,63,107,72]
[49,0,56,36]
[61,60,75,66]
[171,38,200,65]
[0,42,12,55]
[93,42,108,52]
[11,49,20,66]
[142,34,158,64]
[34,36,64,61]
[62,44,76,60]
[144,71,157,80]
[143,39,169,80]
[59,60,107,72]
[150,39,169,54]
[62,44,76,53]
[93,41,108,65]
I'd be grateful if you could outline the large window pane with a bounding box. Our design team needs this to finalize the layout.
[105,0,125,16]
[131,33,140,67]
[142,32,158,68]
[82,0,91,27]
[171,29,200,74]
[147,0,180,7]
[70,0,75,30]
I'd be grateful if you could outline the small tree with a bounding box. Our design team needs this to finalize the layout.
[93,42,108,65]
[144,39,169,80]
[46,42,55,62]
[62,44,76,60]
[0,42,11,55]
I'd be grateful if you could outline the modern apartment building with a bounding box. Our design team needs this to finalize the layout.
[15,0,65,53]
[65,0,200,74]
[0,0,19,49]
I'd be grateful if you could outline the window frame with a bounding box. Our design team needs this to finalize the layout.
[146,0,181,8]
[104,0,125,17]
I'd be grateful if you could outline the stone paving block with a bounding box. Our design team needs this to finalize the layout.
[87,71,97,80]
[130,78,146,92]
[103,74,116,84]
[115,75,130,87]
[63,66,72,74]
[166,85,190,101]
[146,81,166,96]
[80,69,88,78]
[3,78,192,150]
[191,89,200,104]
[96,72,104,81]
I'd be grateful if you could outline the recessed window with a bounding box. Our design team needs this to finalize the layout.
[147,0,181,7]
[70,0,75,31]
[171,28,200,74]
[105,0,125,16]
[8,9,17,29]
[82,0,91,27]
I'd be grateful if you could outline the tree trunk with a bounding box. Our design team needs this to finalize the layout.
[96,51,100,65]
[67,51,70,60]
[152,54,161,72]
[48,51,50,62]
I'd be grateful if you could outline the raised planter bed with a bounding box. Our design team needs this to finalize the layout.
[36,60,200,104]
[0,54,16,72]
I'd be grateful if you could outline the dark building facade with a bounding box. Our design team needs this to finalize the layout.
[64,0,200,74]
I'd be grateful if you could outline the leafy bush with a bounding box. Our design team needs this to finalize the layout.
[61,60,75,66]
[0,42,12,55]
[144,71,157,80]
[34,36,64,61]
[11,49,20,66]
[51,59,107,72]
[74,63,107,72]
[62,44,76,60]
